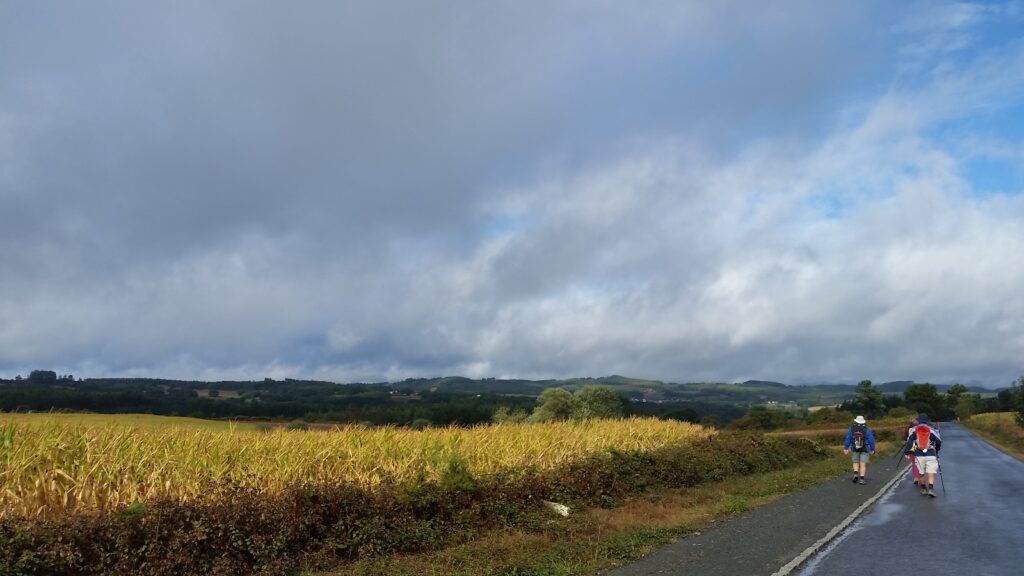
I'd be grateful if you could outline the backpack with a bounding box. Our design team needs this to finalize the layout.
[851,424,867,452]
[913,424,933,453]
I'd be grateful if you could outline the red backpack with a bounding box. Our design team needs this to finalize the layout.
[913,424,933,452]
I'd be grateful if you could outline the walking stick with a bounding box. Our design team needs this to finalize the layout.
[894,440,912,479]
[937,455,946,495]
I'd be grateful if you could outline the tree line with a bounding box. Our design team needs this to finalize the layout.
[0,375,731,427]
[5,372,1020,429]
[729,378,1024,430]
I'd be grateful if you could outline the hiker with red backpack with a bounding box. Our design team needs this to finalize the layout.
[903,417,922,486]
[902,413,942,497]
[843,415,876,484]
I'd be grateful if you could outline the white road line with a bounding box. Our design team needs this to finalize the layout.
[769,463,910,576]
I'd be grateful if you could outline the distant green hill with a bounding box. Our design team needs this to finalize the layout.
[396,376,861,406]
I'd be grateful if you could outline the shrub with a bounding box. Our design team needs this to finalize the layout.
[804,408,855,425]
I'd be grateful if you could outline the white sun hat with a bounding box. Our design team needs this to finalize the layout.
[854,415,866,424]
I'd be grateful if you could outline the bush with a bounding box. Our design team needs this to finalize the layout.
[285,420,310,431]
[804,408,854,425]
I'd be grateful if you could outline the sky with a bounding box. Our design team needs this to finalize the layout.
[1,1,1023,387]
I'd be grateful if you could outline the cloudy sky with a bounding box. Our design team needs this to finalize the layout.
[2,1,1023,387]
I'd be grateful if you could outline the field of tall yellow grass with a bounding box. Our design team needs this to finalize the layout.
[0,413,712,518]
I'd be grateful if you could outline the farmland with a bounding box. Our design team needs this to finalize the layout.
[0,413,711,518]
[6,400,1006,575]
[0,412,829,575]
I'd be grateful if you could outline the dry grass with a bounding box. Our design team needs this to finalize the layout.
[0,413,712,518]
[964,412,1024,460]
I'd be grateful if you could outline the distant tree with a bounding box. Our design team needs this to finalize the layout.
[854,380,885,418]
[885,406,915,420]
[954,395,976,421]
[882,394,904,411]
[996,389,1016,412]
[570,385,626,419]
[1012,376,1024,429]
[946,383,969,399]
[492,406,528,424]
[530,388,574,422]
[728,405,794,430]
[28,370,57,384]
[903,383,950,421]
[945,383,968,413]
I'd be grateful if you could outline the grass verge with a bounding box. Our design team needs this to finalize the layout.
[963,413,1024,461]
[310,454,849,576]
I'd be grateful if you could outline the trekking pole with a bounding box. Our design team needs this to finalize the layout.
[937,456,946,495]
[893,439,911,472]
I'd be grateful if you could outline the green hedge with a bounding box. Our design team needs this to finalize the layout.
[0,433,825,576]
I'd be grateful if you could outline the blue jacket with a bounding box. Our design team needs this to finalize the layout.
[903,424,942,456]
[844,425,876,452]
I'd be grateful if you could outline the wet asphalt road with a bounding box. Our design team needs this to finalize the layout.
[602,440,907,576]
[603,423,1024,576]
[798,423,1024,575]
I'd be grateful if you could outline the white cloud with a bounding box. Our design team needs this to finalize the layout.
[409,37,1024,386]
[1,1,1022,387]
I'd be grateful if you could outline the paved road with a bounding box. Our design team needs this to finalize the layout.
[603,423,1024,576]
[602,442,907,576]
[799,423,1024,575]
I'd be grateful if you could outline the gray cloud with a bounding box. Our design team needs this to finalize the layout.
[1,1,1021,386]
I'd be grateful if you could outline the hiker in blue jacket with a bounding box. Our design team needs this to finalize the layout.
[843,415,876,484]
[902,413,942,497]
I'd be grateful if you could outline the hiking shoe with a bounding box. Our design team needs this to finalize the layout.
[857,477,866,484]
[852,476,859,484]
[912,479,919,486]
[921,487,928,495]
[927,489,936,498]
